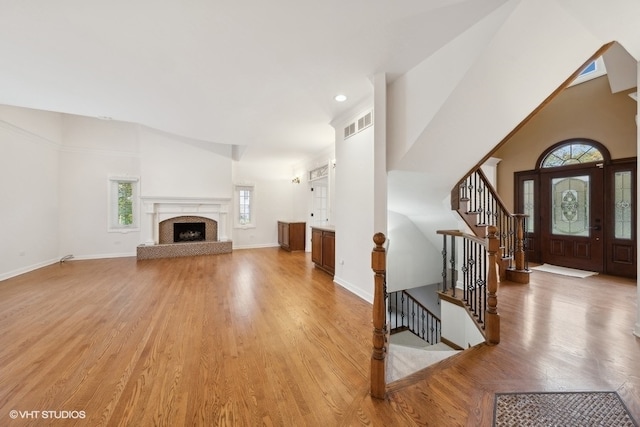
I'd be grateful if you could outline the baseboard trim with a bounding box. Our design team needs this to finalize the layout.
[232,243,281,250]
[440,336,465,350]
[333,275,373,304]
[0,258,59,281]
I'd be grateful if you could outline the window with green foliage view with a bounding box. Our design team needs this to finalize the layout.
[118,182,134,226]
[109,177,139,231]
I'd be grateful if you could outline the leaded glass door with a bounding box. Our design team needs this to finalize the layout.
[540,167,604,272]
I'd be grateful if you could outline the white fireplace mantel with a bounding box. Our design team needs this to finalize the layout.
[140,196,231,245]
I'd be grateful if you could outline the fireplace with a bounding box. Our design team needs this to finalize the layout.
[137,197,233,260]
[174,222,205,242]
[158,216,218,244]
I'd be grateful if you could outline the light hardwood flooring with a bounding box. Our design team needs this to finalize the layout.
[0,248,638,426]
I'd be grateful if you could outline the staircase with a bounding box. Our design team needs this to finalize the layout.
[370,225,501,399]
[388,290,440,344]
[384,289,460,381]
[451,167,530,284]
[370,166,524,398]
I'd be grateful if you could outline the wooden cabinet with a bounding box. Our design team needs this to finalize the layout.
[277,221,306,251]
[311,227,335,276]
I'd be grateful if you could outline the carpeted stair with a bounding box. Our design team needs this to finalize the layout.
[386,330,460,383]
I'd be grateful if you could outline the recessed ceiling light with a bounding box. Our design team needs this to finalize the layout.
[334,94,347,102]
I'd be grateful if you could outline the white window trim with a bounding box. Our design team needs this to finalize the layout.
[108,176,140,233]
[234,183,256,229]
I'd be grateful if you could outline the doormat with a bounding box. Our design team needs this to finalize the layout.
[530,263,598,278]
[493,391,637,426]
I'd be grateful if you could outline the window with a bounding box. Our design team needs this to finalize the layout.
[235,184,255,228]
[540,142,604,168]
[109,177,139,232]
[570,57,607,87]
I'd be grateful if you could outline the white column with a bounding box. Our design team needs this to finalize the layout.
[143,202,156,245]
[219,203,230,241]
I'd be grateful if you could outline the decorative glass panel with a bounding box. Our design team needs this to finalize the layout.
[551,176,589,237]
[541,143,604,168]
[523,179,534,233]
[309,164,329,181]
[312,178,329,225]
[614,171,633,240]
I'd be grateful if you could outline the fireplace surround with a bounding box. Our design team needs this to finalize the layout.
[158,216,217,244]
[136,196,232,259]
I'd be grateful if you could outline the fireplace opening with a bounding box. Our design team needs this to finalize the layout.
[173,222,206,242]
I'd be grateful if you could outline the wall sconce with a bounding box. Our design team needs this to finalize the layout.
[292,177,301,184]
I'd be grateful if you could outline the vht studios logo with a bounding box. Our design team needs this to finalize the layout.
[10,410,86,420]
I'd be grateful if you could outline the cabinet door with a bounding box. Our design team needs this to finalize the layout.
[311,229,323,264]
[289,223,306,251]
[322,232,335,273]
[282,224,290,248]
[277,222,284,246]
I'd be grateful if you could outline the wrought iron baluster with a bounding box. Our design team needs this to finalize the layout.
[441,234,448,293]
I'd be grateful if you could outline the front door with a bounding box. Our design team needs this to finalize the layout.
[515,140,636,278]
[540,165,604,272]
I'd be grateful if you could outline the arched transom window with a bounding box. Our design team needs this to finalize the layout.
[540,141,604,168]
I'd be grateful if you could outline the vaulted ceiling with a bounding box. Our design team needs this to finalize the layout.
[0,0,638,164]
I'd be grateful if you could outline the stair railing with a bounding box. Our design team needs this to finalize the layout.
[437,226,500,345]
[452,168,529,282]
[388,290,441,345]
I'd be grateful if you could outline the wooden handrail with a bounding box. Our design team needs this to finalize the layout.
[467,167,512,216]
[371,232,387,400]
[437,229,486,246]
[451,167,530,282]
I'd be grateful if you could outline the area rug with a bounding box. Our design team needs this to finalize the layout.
[530,263,598,278]
[493,391,638,426]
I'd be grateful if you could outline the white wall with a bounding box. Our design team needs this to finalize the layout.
[232,157,296,249]
[140,127,232,199]
[386,1,517,172]
[58,116,141,259]
[441,300,485,349]
[387,211,442,292]
[333,103,376,303]
[0,108,62,280]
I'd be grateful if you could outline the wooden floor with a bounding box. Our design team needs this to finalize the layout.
[0,248,638,426]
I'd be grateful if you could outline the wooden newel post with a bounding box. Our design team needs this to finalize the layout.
[371,232,387,399]
[485,225,500,345]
